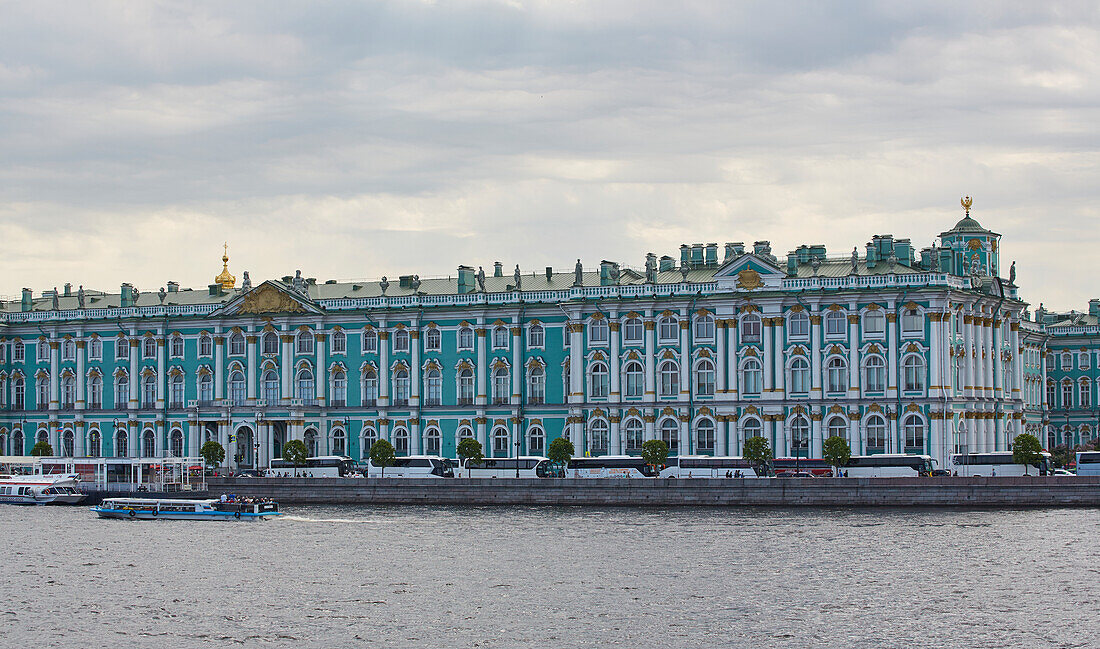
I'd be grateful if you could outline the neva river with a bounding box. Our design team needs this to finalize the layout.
[2,505,1096,648]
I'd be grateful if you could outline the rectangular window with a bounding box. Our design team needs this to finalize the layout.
[116,340,129,360]
[527,325,544,348]
[901,309,922,336]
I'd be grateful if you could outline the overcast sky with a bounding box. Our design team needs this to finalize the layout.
[1,1,1097,310]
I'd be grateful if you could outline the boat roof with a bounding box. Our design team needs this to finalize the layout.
[100,497,217,505]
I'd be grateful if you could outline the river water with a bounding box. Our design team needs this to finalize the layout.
[1,505,1096,648]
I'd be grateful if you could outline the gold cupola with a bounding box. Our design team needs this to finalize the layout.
[215,242,236,289]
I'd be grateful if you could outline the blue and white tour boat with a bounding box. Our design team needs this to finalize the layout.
[92,495,281,521]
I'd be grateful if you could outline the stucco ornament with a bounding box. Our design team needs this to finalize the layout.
[239,284,307,314]
[736,269,763,291]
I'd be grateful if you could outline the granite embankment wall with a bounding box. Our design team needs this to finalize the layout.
[208,476,1100,507]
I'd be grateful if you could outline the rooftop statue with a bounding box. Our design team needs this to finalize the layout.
[379,276,389,296]
[411,275,421,293]
[52,288,59,311]
[574,259,583,287]
[241,271,252,291]
[1008,261,1016,285]
[77,285,85,309]
[850,247,858,274]
[645,254,657,284]
[477,266,486,292]
[158,287,167,304]
[513,265,522,291]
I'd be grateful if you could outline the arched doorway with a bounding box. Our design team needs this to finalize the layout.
[272,422,286,461]
[236,426,255,468]
[304,428,318,457]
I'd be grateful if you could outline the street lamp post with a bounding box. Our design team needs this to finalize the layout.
[515,435,522,478]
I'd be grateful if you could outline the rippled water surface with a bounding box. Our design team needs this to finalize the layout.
[2,504,1098,648]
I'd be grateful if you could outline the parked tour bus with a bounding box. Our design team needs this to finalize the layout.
[369,456,454,478]
[462,456,551,478]
[842,454,935,477]
[658,456,760,478]
[951,451,1052,477]
[1075,451,1100,476]
[566,456,657,478]
[266,455,356,477]
[771,458,834,477]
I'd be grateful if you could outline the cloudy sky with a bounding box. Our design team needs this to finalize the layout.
[1,1,1097,309]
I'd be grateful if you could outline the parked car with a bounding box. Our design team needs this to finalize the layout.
[930,469,952,477]
[236,469,264,478]
[1051,468,1075,476]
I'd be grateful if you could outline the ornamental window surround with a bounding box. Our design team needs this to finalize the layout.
[624,419,644,453]
[660,418,679,453]
[458,327,474,351]
[13,341,24,362]
[142,374,157,408]
[492,427,509,456]
[1062,380,1074,409]
[589,420,609,455]
[623,361,644,398]
[904,415,925,451]
[229,332,246,356]
[228,371,246,405]
[866,416,887,452]
[332,370,347,405]
[696,419,715,453]
[61,339,75,362]
[492,366,509,404]
[658,316,678,343]
[425,428,442,455]
[527,324,544,348]
[88,375,103,408]
[296,331,314,355]
[1079,378,1091,409]
[827,416,847,440]
[492,326,509,349]
[741,358,763,396]
[824,311,846,339]
[170,335,184,358]
[425,328,441,351]
[198,334,212,357]
[393,329,410,353]
[362,369,378,406]
[694,359,715,397]
[331,331,347,354]
[825,357,848,394]
[527,366,545,404]
[263,370,280,403]
[787,312,809,340]
[362,330,378,353]
[37,339,48,361]
[143,337,157,359]
[902,355,926,393]
[589,361,609,399]
[790,416,810,455]
[169,374,184,407]
[392,367,410,405]
[457,368,474,405]
[863,355,886,393]
[789,357,810,395]
[741,315,761,343]
[742,417,762,439]
[622,318,643,345]
[118,338,131,361]
[424,368,442,406]
[528,427,545,455]
[658,360,679,398]
[115,374,129,407]
[198,374,213,403]
[589,319,609,345]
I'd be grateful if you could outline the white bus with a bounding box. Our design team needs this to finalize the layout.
[951,451,1052,477]
[462,456,551,478]
[1075,451,1100,476]
[368,456,454,478]
[658,456,760,479]
[842,454,934,477]
[266,456,356,477]
[566,456,657,478]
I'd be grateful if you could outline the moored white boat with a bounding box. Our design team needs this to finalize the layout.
[0,474,86,505]
[92,496,281,521]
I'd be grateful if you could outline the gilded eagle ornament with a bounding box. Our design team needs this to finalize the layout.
[736,269,763,290]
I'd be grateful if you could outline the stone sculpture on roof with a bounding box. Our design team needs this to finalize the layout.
[51,288,59,311]
[850,247,858,274]
[77,285,85,309]
[574,260,583,287]
[241,271,252,291]
[513,265,522,291]
[477,266,486,292]
[379,276,389,296]
[645,254,657,284]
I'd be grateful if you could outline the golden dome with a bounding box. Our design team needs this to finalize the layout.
[215,242,236,289]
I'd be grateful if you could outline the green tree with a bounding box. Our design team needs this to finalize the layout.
[640,439,669,475]
[456,437,484,476]
[282,439,309,476]
[30,440,53,457]
[369,439,396,478]
[743,436,773,477]
[200,440,224,473]
[1012,433,1044,476]
[1050,443,1072,469]
[546,436,575,475]
[823,436,852,476]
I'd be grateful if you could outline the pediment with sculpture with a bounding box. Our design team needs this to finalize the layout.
[210,281,322,317]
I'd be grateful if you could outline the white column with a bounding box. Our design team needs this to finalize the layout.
[848,311,859,397]
[156,335,166,408]
[76,339,86,410]
[410,325,421,407]
[679,314,690,401]
[188,420,200,457]
[609,319,621,403]
[610,416,621,454]
[1011,321,1023,402]
[128,337,139,410]
[810,314,822,396]
[774,317,786,396]
[963,313,974,399]
[379,327,391,406]
[281,332,293,404]
[246,334,257,401]
[410,418,420,456]
[214,335,225,401]
[887,312,898,400]
[679,415,689,457]
[716,321,727,395]
[929,312,942,400]
[644,411,655,442]
[762,319,774,392]
[644,317,656,401]
[569,322,583,403]
[716,417,727,456]
[49,339,59,411]
[476,325,488,406]
[811,414,823,457]
[315,330,327,406]
[511,321,522,404]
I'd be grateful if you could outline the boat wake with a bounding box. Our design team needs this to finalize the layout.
[280,515,378,524]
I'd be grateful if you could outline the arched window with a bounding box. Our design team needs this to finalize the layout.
[864,355,886,393]
[864,310,885,336]
[458,327,474,350]
[332,370,347,406]
[304,429,318,457]
[393,329,410,353]
[37,339,49,361]
[142,429,155,457]
[527,324,544,348]
[528,427,545,455]
[866,415,886,452]
[89,337,102,360]
[296,368,316,402]
[89,374,103,409]
[659,360,679,397]
[788,312,809,339]
[115,429,128,457]
[143,337,156,359]
[362,369,378,406]
[140,374,156,408]
[425,428,442,455]
[170,430,184,457]
[492,427,509,457]
[624,419,644,453]
[1047,379,1056,408]
[741,358,762,396]
[589,319,609,344]
[457,368,474,405]
[825,357,848,394]
[362,329,378,353]
[425,328,441,351]
[331,330,347,354]
[89,431,102,457]
[331,429,346,456]
[1080,378,1092,410]
[62,338,75,361]
[117,337,130,360]
[1062,380,1074,409]
[492,366,510,404]
[660,418,679,454]
[740,314,761,343]
[12,376,24,410]
[902,355,926,392]
[695,359,715,396]
[457,426,474,440]
[825,311,846,338]
[393,367,410,406]
[198,374,212,403]
[170,374,184,407]
[199,334,212,356]
[492,326,509,349]
[169,334,184,358]
[229,332,245,356]
[296,330,314,355]
[262,331,279,355]
[741,417,762,442]
[827,416,847,440]
[904,415,925,451]
[36,375,49,409]
[262,370,279,403]
[624,361,644,398]
[115,374,129,408]
[658,316,678,343]
[693,314,715,340]
[61,375,75,409]
[623,318,643,344]
[527,366,545,404]
[361,428,378,458]
[789,357,810,395]
[62,430,74,457]
[696,419,715,453]
[589,420,609,455]
[424,367,442,406]
[228,371,245,405]
[590,362,609,399]
[790,416,810,456]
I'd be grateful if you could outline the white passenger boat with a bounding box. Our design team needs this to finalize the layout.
[0,474,86,505]
[92,496,281,521]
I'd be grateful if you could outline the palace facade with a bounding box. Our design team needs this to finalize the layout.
[0,200,1092,470]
